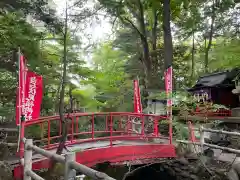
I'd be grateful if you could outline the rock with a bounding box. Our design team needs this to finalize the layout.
[179,171,192,178]
[231,107,240,117]
[0,161,13,180]
[181,166,190,170]
[188,165,199,174]
[178,157,189,165]
[189,174,199,180]
[166,167,176,176]
[185,153,198,160]
[204,148,214,157]
[173,167,182,172]
[233,162,240,177]
[227,169,239,180]
[217,153,237,163]
[0,144,10,160]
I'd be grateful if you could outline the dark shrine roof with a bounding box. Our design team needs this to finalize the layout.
[188,68,240,91]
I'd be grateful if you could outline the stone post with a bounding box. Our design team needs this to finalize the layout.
[64,152,76,180]
[24,139,33,180]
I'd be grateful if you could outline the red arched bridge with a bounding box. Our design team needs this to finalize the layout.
[13,112,176,179]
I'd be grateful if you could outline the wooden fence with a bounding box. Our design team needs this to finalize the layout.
[22,138,115,180]
[177,126,240,154]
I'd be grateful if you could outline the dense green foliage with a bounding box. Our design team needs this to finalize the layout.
[0,0,239,123]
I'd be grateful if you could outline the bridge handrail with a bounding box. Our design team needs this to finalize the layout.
[22,138,115,180]
[27,112,167,125]
[20,112,171,152]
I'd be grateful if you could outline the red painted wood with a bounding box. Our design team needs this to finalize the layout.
[14,144,176,179]
[19,120,25,158]
[91,114,94,139]
[14,112,174,179]
[188,121,196,142]
[47,120,50,147]
[75,144,176,166]
[14,158,51,179]
[26,112,167,126]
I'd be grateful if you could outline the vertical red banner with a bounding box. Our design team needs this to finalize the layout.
[15,52,43,158]
[133,79,143,113]
[23,71,43,121]
[165,66,173,117]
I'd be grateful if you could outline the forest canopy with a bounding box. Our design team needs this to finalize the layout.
[0,0,239,122]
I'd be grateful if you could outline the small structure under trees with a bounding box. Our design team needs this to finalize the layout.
[188,68,240,109]
[146,90,167,115]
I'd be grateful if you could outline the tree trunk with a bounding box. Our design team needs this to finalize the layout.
[191,31,195,79]
[151,9,161,89]
[140,37,152,85]
[163,0,173,70]
[54,84,61,114]
[204,0,215,73]
[56,0,68,155]
[69,86,74,112]
[152,9,158,51]
[163,0,173,117]
[137,0,152,88]
[46,3,68,179]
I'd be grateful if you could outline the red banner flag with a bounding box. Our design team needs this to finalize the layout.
[23,71,43,121]
[16,55,27,125]
[133,79,142,113]
[15,52,43,158]
[164,66,173,117]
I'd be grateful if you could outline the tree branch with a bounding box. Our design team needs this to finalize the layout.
[119,16,146,40]
[125,1,139,20]
[68,6,104,18]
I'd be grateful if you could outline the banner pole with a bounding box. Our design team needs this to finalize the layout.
[165,66,173,144]
[16,48,26,158]
[137,76,143,113]
[20,51,27,158]
[16,47,21,154]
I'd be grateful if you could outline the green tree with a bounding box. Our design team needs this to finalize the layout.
[88,42,133,112]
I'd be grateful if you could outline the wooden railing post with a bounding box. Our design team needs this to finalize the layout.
[109,113,113,146]
[91,114,94,139]
[24,139,33,180]
[47,120,50,147]
[169,117,173,144]
[64,152,76,180]
[126,116,130,135]
[141,115,144,136]
[153,117,159,137]
[188,121,196,142]
[71,117,74,142]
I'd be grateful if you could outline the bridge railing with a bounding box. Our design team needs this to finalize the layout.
[22,112,170,151]
[191,108,231,117]
[22,138,115,180]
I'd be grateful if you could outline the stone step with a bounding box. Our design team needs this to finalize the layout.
[232,89,240,95]
[232,107,240,117]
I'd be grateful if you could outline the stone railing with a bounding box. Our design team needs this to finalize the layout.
[21,138,115,180]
